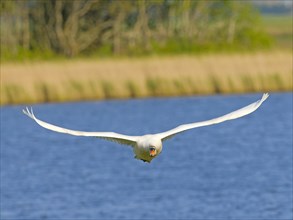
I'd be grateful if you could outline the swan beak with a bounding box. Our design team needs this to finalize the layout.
[149,148,156,157]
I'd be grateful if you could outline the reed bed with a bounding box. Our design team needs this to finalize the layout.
[1,51,292,105]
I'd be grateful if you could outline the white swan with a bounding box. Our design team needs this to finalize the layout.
[23,93,269,163]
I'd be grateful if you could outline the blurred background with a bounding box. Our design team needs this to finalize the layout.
[1,0,292,105]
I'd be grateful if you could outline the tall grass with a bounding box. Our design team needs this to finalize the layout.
[1,52,292,105]
[125,80,140,98]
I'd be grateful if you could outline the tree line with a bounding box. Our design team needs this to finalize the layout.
[1,0,271,59]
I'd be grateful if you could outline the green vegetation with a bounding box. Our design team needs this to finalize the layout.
[1,1,291,105]
[1,0,273,61]
[262,15,292,49]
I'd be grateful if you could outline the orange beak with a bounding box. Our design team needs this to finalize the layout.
[149,148,156,157]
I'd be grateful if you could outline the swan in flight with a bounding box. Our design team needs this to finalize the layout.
[23,93,269,163]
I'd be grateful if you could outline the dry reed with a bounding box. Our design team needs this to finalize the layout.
[1,51,292,105]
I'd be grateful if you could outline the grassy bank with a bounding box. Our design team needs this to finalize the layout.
[262,14,292,49]
[1,51,292,105]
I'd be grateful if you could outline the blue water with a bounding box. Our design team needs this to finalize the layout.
[1,93,292,219]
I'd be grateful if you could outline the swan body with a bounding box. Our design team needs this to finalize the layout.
[23,93,269,163]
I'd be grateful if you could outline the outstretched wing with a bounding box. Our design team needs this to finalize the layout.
[157,93,269,142]
[23,107,138,147]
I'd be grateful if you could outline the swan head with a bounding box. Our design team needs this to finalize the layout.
[149,146,157,157]
[148,138,162,158]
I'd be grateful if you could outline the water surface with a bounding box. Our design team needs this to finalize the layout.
[1,93,292,219]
